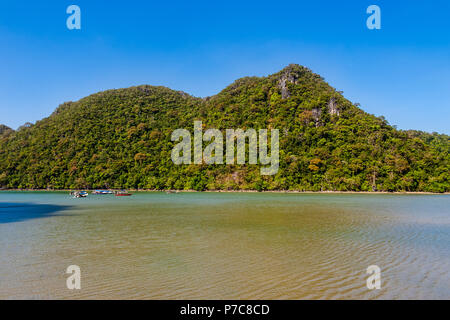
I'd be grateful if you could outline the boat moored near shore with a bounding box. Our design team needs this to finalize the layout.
[115,190,132,196]
[70,191,88,198]
[92,190,114,195]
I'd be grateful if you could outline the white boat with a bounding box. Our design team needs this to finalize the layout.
[92,190,113,195]
[70,191,88,198]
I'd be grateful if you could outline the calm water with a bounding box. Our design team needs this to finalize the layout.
[0,191,449,300]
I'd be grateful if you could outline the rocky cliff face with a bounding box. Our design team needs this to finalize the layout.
[277,64,300,99]
[328,97,340,116]
[276,65,341,125]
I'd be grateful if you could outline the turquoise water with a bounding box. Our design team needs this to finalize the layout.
[0,191,449,299]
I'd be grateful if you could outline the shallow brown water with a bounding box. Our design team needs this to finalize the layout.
[0,192,449,299]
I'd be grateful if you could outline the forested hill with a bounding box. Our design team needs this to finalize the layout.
[0,124,13,137]
[0,64,448,192]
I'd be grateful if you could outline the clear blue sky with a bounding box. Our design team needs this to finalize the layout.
[1,0,449,133]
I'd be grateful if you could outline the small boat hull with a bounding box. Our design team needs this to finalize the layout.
[92,190,113,195]
[115,191,132,196]
[70,191,88,198]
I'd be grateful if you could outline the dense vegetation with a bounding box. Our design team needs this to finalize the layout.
[0,64,448,192]
[0,124,13,137]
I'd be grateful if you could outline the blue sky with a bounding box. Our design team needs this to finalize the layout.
[1,0,449,133]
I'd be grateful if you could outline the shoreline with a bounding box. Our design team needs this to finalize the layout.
[0,189,448,195]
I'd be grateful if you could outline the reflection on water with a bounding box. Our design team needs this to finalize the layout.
[0,191,449,299]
